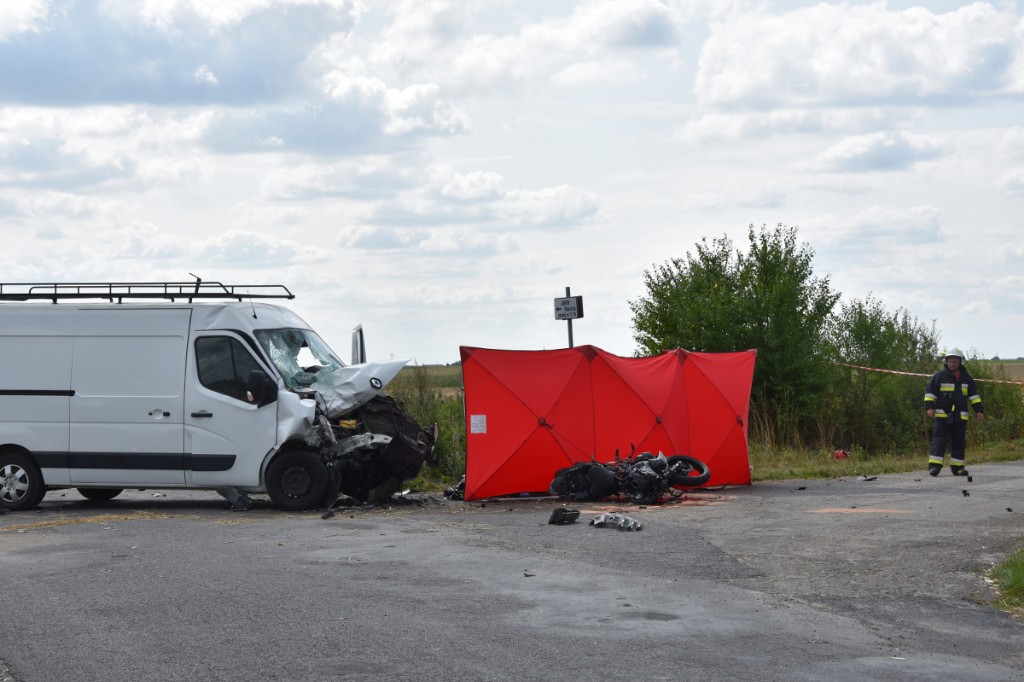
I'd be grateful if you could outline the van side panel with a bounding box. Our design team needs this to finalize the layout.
[69,309,189,486]
[0,333,73,485]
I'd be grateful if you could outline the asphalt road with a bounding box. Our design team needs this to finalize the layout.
[2,462,1024,682]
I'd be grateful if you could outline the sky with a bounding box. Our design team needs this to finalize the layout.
[1,0,1023,365]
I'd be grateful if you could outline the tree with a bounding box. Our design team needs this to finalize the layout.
[824,295,939,452]
[630,224,839,444]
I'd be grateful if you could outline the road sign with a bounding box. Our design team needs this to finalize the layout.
[554,296,584,320]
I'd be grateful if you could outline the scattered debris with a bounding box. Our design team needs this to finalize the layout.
[548,508,580,525]
[444,476,466,501]
[590,513,642,531]
[795,486,807,491]
[855,475,877,482]
[962,490,970,497]
[832,449,850,460]
[967,476,973,482]
[216,486,254,511]
[523,570,536,577]
[1008,508,1013,512]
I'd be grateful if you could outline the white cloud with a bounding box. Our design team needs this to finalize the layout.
[998,126,1024,159]
[196,229,333,265]
[0,106,215,190]
[553,58,644,85]
[101,0,364,33]
[805,132,950,173]
[561,0,684,49]
[335,224,429,250]
[193,65,218,86]
[435,168,505,202]
[996,167,1024,195]
[1,1,350,106]
[263,156,420,200]
[34,225,63,239]
[675,107,906,143]
[0,0,49,42]
[2,1,1024,363]
[365,0,692,95]
[497,185,599,227]
[682,183,786,210]
[695,3,1022,109]
[113,221,190,260]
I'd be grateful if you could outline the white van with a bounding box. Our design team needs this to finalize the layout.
[0,282,431,511]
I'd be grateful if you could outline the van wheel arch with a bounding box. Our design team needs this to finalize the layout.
[0,449,47,511]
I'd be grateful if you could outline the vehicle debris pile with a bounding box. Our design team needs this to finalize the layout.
[306,393,436,506]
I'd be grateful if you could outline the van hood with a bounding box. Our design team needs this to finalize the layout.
[310,359,408,419]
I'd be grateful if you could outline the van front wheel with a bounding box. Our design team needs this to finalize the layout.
[266,450,328,511]
[0,452,46,511]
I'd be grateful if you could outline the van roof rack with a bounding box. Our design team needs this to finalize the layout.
[0,281,295,303]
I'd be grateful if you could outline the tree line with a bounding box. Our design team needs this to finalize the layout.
[629,224,1024,454]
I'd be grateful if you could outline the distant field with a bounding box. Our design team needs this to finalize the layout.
[981,360,1024,382]
[393,363,464,392]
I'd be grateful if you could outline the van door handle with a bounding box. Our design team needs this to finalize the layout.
[191,411,213,418]
[149,409,171,418]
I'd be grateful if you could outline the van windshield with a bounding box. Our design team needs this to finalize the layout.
[254,328,345,389]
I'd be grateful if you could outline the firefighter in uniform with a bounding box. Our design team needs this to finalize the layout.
[923,348,984,476]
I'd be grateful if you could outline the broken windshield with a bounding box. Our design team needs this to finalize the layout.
[254,328,345,389]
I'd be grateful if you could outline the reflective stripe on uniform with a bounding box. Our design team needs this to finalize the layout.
[939,383,955,392]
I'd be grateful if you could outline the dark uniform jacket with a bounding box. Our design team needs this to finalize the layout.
[924,365,984,422]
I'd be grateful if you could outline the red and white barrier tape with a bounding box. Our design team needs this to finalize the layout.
[834,362,1024,386]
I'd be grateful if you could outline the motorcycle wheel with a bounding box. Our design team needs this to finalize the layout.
[666,455,711,487]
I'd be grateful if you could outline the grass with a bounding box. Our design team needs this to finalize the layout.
[991,551,1024,618]
[748,439,1024,481]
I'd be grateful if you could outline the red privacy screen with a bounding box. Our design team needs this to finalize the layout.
[460,345,756,501]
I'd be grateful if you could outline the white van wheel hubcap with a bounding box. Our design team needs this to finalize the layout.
[1,464,29,503]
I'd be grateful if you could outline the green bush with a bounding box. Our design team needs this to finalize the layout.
[387,364,467,483]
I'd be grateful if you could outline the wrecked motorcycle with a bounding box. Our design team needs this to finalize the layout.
[549,452,710,505]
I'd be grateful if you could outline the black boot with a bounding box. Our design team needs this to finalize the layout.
[951,466,969,476]
[928,464,942,477]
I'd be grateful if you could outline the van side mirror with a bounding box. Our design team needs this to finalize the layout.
[247,370,278,407]
[351,324,366,365]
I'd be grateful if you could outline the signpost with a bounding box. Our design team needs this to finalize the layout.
[554,287,584,348]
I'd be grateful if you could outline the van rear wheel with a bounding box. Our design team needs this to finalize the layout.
[0,452,46,511]
[77,488,124,502]
[266,450,328,511]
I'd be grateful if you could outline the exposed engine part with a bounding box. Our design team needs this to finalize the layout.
[306,394,436,505]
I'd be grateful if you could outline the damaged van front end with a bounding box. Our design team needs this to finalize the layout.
[253,327,435,510]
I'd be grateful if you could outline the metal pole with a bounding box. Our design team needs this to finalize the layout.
[566,286,574,348]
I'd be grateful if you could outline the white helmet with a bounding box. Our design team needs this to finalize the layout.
[944,347,964,361]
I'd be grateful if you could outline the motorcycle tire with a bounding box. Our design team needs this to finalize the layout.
[666,455,711,487]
